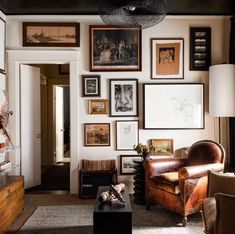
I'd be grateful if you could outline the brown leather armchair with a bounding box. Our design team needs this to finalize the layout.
[144,140,225,226]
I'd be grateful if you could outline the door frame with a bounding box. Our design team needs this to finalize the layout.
[7,50,80,194]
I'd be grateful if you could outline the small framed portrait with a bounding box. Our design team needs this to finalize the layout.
[84,123,110,146]
[82,75,100,97]
[23,22,80,47]
[116,120,139,150]
[88,99,108,114]
[151,38,184,79]
[89,25,142,72]
[150,139,174,156]
[120,155,142,175]
[109,79,138,117]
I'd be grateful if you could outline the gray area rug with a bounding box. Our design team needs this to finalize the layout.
[19,204,204,234]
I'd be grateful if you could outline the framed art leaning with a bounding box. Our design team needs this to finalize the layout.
[143,83,204,129]
[151,38,184,79]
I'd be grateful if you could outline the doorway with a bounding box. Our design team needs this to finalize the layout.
[21,64,70,192]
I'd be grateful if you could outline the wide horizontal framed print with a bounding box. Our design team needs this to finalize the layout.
[151,38,184,79]
[150,139,174,156]
[116,120,139,150]
[23,22,80,47]
[88,99,108,115]
[120,155,142,175]
[89,25,142,72]
[84,123,110,146]
[143,83,204,129]
[109,79,138,117]
[0,17,6,73]
[82,75,100,97]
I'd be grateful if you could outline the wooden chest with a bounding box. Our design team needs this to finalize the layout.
[0,176,24,233]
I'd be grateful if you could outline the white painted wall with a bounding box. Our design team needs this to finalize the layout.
[6,15,230,192]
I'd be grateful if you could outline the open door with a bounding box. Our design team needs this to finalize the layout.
[55,86,64,163]
[20,64,41,189]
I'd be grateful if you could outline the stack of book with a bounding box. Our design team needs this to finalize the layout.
[0,161,12,173]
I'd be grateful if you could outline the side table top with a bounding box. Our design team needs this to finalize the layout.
[94,186,132,213]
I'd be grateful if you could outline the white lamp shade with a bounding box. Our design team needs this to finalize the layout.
[209,64,235,117]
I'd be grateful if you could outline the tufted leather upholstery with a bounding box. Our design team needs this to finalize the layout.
[144,140,225,226]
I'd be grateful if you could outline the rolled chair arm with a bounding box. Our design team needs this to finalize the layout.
[178,163,224,180]
[144,158,186,177]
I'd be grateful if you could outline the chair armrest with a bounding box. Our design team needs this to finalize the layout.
[178,163,224,180]
[144,158,186,177]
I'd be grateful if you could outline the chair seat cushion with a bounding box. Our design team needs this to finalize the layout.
[150,172,180,194]
[201,197,216,234]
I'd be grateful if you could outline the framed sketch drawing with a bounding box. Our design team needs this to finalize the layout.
[116,120,139,150]
[84,123,110,146]
[120,155,142,175]
[109,79,138,117]
[82,75,100,97]
[23,22,80,47]
[150,139,174,156]
[0,17,6,73]
[151,38,184,79]
[143,83,204,129]
[89,25,141,71]
[88,99,108,114]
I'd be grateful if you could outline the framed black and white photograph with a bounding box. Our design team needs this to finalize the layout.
[89,25,142,72]
[151,38,184,79]
[109,79,138,117]
[82,75,100,97]
[120,155,142,175]
[143,83,204,129]
[116,120,139,150]
[0,17,6,73]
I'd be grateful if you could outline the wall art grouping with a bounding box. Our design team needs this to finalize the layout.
[89,25,142,72]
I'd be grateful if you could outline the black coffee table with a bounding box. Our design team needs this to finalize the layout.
[93,186,132,234]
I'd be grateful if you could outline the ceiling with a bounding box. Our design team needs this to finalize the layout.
[0,0,234,15]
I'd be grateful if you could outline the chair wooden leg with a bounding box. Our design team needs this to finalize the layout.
[182,216,187,227]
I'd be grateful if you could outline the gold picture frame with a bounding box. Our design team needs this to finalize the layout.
[88,99,108,114]
[150,139,174,156]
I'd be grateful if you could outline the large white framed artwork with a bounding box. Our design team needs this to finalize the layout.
[116,120,139,150]
[143,83,204,129]
[0,17,6,73]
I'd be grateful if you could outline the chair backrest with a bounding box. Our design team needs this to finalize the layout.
[186,140,225,166]
[207,170,235,197]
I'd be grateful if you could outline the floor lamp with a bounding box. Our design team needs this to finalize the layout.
[209,64,235,168]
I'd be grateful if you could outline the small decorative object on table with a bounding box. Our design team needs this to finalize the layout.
[133,143,155,161]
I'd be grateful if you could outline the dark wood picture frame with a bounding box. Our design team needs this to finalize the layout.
[190,27,211,71]
[120,155,142,175]
[82,75,101,97]
[23,22,80,47]
[143,83,205,129]
[84,123,110,147]
[0,17,6,73]
[109,79,138,117]
[116,120,139,151]
[89,25,142,72]
[151,38,184,79]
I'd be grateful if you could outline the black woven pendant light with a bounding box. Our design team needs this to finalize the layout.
[98,0,168,29]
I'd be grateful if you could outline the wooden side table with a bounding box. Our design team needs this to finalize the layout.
[133,159,146,205]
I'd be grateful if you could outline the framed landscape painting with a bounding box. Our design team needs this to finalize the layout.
[116,120,139,150]
[150,139,174,155]
[151,38,184,79]
[23,22,80,47]
[84,123,110,146]
[143,83,204,129]
[88,99,108,114]
[82,75,100,97]
[89,25,141,71]
[109,79,138,117]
